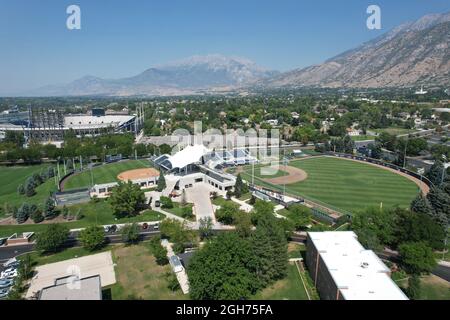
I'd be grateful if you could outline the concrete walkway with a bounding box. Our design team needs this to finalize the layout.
[230,197,253,213]
[161,239,189,294]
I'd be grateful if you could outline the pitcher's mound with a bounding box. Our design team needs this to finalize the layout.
[263,165,308,185]
[117,168,160,182]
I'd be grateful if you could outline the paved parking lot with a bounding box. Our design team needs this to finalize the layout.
[26,251,116,298]
[186,183,216,224]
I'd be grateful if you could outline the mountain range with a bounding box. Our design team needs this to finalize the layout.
[26,11,450,97]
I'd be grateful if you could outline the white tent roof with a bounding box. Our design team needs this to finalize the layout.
[168,144,211,169]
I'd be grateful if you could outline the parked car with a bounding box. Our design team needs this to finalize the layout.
[154,200,161,207]
[0,269,17,279]
[0,287,10,299]
[153,223,159,230]
[0,279,13,289]
[2,258,17,268]
[142,223,149,230]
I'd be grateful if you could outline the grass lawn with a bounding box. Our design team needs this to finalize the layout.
[212,196,229,207]
[0,165,58,216]
[252,262,311,300]
[164,203,195,221]
[63,159,151,190]
[20,245,114,267]
[238,193,252,201]
[287,242,305,259]
[418,275,450,300]
[372,127,416,136]
[108,244,187,300]
[350,135,376,141]
[396,274,450,300]
[243,157,419,214]
[0,200,164,237]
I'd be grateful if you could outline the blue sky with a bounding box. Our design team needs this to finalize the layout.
[0,0,449,95]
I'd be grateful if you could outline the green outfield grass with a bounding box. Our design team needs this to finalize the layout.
[63,160,151,190]
[243,157,419,214]
[0,165,58,216]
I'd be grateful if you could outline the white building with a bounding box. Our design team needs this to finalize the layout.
[305,231,408,300]
[153,144,249,196]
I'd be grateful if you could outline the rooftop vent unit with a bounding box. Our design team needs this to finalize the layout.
[361,262,369,268]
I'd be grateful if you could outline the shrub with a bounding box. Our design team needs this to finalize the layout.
[17,184,25,195]
[160,196,174,209]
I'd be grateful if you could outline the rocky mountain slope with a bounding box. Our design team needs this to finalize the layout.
[262,12,450,88]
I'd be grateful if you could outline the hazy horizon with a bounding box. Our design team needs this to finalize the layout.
[1,0,449,95]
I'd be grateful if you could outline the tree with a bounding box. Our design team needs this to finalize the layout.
[24,178,36,197]
[18,254,34,281]
[188,232,258,300]
[79,226,105,251]
[198,217,214,240]
[36,224,69,253]
[159,219,196,251]
[166,271,180,292]
[350,207,395,251]
[17,184,25,195]
[426,160,447,185]
[109,182,146,218]
[251,200,275,226]
[160,196,174,209]
[16,203,30,224]
[215,201,239,225]
[410,194,432,216]
[393,209,445,250]
[44,197,56,220]
[31,208,44,223]
[234,211,253,238]
[398,242,436,275]
[426,186,450,227]
[149,237,168,265]
[406,275,421,300]
[121,223,140,244]
[157,171,166,192]
[287,205,312,230]
[234,174,249,198]
[181,206,194,219]
[251,214,288,288]
[368,143,382,159]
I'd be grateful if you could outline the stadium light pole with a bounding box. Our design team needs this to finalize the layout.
[441,154,447,185]
[403,138,408,169]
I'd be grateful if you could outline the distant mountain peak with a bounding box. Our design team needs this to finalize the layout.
[26,54,277,97]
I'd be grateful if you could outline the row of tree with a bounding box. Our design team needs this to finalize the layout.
[188,201,287,300]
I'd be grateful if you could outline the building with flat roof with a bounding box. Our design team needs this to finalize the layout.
[39,275,102,300]
[305,231,408,300]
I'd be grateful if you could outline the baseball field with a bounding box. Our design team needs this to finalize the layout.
[63,159,151,190]
[242,156,420,214]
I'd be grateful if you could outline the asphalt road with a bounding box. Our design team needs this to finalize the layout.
[2,230,449,284]
[0,229,161,263]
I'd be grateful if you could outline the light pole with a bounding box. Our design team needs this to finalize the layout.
[441,154,447,185]
[403,138,409,169]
